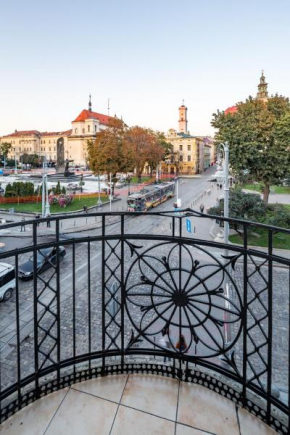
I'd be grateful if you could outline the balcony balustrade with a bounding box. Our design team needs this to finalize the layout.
[0,211,289,434]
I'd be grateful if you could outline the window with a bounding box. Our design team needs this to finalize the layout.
[49,147,51,151]
[179,145,183,151]
[82,128,85,134]
[75,128,78,134]
[187,155,191,162]
[95,125,97,132]
[88,125,90,132]
[49,140,51,144]
[179,155,183,162]
[54,147,56,151]
[187,145,191,151]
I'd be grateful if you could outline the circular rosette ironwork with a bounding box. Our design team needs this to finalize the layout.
[125,242,243,359]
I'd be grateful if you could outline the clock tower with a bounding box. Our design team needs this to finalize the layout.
[257,71,269,103]
[178,101,188,134]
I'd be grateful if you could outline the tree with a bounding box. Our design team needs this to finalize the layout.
[126,127,165,181]
[20,153,41,167]
[208,188,267,233]
[87,118,133,179]
[212,95,290,203]
[142,130,167,177]
[0,142,12,165]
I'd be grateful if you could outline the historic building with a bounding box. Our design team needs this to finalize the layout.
[163,104,214,175]
[225,71,269,115]
[0,96,113,166]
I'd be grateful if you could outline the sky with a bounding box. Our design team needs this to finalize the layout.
[1,0,290,137]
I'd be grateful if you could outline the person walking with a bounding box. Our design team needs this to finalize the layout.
[35,214,40,227]
[200,203,205,213]
[176,334,188,353]
[159,327,171,363]
[46,214,51,228]
[20,217,25,232]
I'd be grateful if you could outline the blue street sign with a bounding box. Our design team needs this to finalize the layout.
[186,218,191,233]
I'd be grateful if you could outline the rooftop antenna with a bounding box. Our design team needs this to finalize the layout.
[108,98,110,116]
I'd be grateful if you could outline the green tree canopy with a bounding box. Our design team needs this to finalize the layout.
[87,118,134,177]
[212,95,290,202]
[0,142,12,163]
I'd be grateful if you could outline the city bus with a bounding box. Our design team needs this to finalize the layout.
[127,181,175,212]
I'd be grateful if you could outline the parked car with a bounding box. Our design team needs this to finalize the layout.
[115,179,127,188]
[67,183,81,190]
[18,246,66,280]
[0,263,15,301]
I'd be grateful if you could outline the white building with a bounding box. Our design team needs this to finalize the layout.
[0,96,113,166]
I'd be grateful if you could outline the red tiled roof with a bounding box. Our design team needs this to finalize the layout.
[2,130,41,138]
[40,129,72,137]
[73,109,112,125]
[225,106,238,115]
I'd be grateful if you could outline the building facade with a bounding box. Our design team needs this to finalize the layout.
[0,97,112,166]
[163,104,215,175]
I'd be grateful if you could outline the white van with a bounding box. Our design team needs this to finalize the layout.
[0,263,15,301]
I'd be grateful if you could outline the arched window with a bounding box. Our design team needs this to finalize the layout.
[75,128,78,134]
[95,125,97,132]
[88,125,90,132]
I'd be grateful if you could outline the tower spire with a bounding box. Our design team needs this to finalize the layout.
[88,94,92,112]
[178,102,188,134]
[257,71,268,102]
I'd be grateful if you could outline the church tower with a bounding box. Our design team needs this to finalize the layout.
[257,71,268,102]
[178,102,188,134]
[88,94,92,112]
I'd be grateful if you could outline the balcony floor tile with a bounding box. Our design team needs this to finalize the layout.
[45,388,117,435]
[121,374,179,420]
[0,388,68,435]
[238,408,277,435]
[176,423,213,434]
[72,374,128,403]
[177,383,240,435]
[111,405,175,435]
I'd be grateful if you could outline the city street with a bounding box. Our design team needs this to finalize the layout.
[0,170,289,400]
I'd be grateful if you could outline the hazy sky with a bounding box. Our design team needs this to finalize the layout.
[1,0,289,137]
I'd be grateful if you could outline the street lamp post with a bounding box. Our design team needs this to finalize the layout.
[218,141,230,345]
[97,172,102,209]
[14,149,18,175]
[127,176,132,196]
[42,156,50,218]
[222,142,230,245]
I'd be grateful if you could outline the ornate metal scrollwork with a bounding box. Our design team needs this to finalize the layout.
[125,242,243,358]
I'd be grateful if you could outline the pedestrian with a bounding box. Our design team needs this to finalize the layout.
[159,327,171,363]
[46,214,51,228]
[35,213,40,227]
[176,334,188,353]
[83,205,88,213]
[21,217,25,232]
[200,203,204,213]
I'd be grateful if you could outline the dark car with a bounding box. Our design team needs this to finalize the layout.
[18,246,66,280]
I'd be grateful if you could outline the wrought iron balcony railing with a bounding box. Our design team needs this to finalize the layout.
[0,210,289,434]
